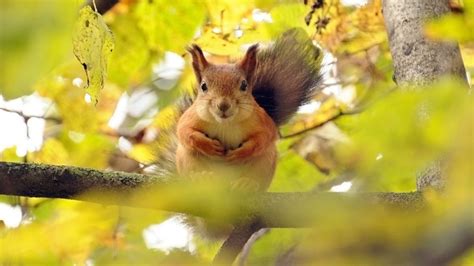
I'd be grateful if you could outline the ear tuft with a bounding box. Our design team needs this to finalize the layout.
[239,44,259,82]
[187,44,209,82]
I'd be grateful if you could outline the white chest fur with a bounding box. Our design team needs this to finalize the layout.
[205,122,245,150]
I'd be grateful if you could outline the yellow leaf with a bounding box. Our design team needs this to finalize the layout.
[73,6,115,104]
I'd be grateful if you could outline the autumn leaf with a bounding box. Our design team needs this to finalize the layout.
[72,5,114,104]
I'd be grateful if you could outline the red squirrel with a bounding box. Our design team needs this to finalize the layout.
[175,28,323,191]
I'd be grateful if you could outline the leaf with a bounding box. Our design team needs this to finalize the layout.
[72,6,115,104]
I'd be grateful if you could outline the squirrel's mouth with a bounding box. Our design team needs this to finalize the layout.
[212,110,234,122]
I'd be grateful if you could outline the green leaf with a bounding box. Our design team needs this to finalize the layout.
[72,6,115,104]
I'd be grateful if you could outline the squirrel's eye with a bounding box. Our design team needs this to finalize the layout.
[240,80,248,92]
[201,82,208,92]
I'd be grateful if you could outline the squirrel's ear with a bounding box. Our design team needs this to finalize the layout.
[239,44,258,82]
[187,44,209,82]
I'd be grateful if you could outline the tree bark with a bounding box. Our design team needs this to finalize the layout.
[382,0,467,86]
[0,162,424,227]
[382,0,469,191]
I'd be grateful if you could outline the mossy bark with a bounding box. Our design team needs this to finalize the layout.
[0,161,424,227]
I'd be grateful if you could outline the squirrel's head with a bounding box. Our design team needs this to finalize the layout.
[187,44,258,123]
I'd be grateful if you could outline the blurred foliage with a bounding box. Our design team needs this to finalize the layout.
[0,0,78,99]
[0,0,473,265]
[336,79,471,191]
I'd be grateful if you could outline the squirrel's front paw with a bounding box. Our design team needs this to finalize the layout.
[191,134,225,157]
[226,144,255,162]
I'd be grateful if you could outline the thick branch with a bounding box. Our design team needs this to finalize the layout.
[0,162,424,227]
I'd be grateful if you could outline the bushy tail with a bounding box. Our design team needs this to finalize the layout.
[252,28,323,126]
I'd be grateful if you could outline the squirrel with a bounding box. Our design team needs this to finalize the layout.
[174,28,323,191]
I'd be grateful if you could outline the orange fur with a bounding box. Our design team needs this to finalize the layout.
[177,44,279,191]
[176,103,278,191]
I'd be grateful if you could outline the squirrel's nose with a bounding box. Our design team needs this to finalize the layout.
[217,101,230,112]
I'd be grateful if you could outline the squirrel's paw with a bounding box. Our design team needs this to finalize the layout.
[225,144,255,162]
[230,178,260,192]
[192,135,225,157]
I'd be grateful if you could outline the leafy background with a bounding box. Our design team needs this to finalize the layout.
[0,0,473,264]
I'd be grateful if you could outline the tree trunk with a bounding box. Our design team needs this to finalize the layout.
[382,0,469,191]
[382,0,467,86]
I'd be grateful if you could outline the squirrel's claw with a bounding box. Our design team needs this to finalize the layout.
[210,139,225,155]
[225,144,255,162]
[191,133,225,157]
[200,139,224,156]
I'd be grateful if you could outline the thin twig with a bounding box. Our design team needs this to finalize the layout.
[92,0,98,12]
[0,107,62,123]
[86,0,119,15]
[281,107,362,139]
[213,220,264,265]
[343,42,383,56]
[282,82,399,140]
[238,228,270,266]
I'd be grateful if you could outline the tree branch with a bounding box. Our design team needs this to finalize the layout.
[0,107,61,123]
[212,221,264,265]
[0,161,424,228]
[237,228,270,266]
[281,107,362,139]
